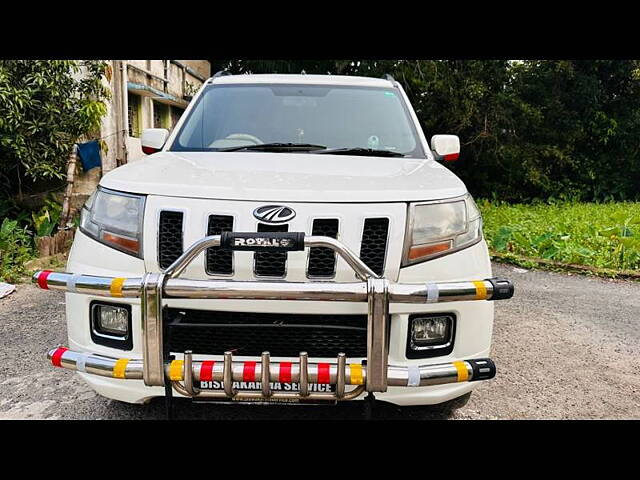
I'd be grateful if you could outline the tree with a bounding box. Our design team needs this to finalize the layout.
[496,60,640,201]
[0,60,109,197]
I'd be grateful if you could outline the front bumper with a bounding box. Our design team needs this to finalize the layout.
[35,232,513,404]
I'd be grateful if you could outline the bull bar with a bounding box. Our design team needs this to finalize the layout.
[34,231,514,404]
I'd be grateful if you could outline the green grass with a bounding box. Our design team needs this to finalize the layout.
[479,200,640,274]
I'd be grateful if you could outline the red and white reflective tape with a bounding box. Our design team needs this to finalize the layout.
[279,362,292,383]
[200,361,215,382]
[51,347,69,367]
[37,270,53,290]
[317,363,331,384]
[243,361,257,382]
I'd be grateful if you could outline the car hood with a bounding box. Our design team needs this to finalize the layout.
[100,151,467,203]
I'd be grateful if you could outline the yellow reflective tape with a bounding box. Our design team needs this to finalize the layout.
[110,277,126,297]
[473,280,487,300]
[349,364,363,385]
[169,360,184,381]
[453,361,469,382]
[113,358,129,378]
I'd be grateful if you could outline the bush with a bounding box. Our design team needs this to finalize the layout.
[0,217,35,282]
[0,60,109,194]
[0,60,107,279]
[31,195,62,238]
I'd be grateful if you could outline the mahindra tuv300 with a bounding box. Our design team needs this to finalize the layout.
[34,73,514,415]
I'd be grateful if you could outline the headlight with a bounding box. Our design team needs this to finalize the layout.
[80,187,145,257]
[402,194,482,266]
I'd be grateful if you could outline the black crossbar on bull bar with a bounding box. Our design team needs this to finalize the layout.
[34,232,513,399]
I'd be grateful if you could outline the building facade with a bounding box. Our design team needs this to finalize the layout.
[104,60,211,169]
[74,60,211,199]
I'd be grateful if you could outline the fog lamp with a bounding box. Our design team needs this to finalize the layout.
[95,305,129,335]
[90,302,132,350]
[407,314,455,358]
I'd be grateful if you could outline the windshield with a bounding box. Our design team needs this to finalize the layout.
[170,84,425,157]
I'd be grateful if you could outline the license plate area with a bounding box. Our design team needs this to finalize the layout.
[195,381,337,404]
[198,380,335,393]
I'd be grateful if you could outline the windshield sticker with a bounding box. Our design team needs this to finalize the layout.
[367,135,380,149]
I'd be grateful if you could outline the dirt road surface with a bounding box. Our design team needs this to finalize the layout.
[1,263,638,420]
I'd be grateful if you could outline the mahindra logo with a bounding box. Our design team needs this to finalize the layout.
[253,205,296,224]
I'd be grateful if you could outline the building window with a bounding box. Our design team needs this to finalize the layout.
[128,93,141,137]
[171,106,185,130]
[153,102,170,129]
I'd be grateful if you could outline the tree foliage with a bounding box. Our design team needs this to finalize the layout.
[0,60,109,194]
[214,59,640,202]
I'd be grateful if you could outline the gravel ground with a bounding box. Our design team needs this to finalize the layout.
[1,262,639,420]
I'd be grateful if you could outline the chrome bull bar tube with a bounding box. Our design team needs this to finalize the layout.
[35,233,513,398]
[32,272,509,304]
[47,347,496,402]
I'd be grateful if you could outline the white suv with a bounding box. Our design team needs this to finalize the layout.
[35,73,513,414]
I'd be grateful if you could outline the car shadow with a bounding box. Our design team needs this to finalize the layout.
[110,397,455,420]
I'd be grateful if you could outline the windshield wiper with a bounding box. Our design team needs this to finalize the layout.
[313,147,406,157]
[216,143,327,152]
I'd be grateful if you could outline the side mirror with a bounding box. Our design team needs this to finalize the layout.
[430,134,460,162]
[141,128,169,154]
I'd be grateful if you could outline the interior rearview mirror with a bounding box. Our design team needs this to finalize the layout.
[141,128,169,155]
[430,134,460,162]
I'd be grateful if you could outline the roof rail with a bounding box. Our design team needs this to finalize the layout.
[383,73,396,82]
[212,70,233,79]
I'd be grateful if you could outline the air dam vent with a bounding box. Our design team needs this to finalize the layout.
[158,211,184,269]
[166,309,368,358]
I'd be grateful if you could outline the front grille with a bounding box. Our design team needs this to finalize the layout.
[360,218,389,276]
[254,223,288,277]
[156,207,394,279]
[206,215,234,275]
[166,309,368,358]
[158,211,183,269]
[307,218,339,278]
